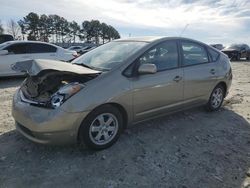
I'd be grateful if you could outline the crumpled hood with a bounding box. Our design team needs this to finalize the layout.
[12,59,101,76]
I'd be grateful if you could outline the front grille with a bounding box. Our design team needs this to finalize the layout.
[16,122,34,137]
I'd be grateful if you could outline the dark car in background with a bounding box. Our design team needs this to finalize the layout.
[0,34,14,44]
[222,44,250,61]
[210,44,224,50]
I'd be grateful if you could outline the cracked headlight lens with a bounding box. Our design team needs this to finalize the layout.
[51,82,84,108]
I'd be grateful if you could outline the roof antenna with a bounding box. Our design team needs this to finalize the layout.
[179,24,189,37]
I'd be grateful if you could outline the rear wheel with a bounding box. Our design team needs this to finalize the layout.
[206,85,225,111]
[78,105,123,150]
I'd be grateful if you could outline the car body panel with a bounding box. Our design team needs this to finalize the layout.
[12,37,233,145]
[12,90,88,144]
[182,62,218,103]
[132,68,184,122]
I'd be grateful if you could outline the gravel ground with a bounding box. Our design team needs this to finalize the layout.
[0,61,250,188]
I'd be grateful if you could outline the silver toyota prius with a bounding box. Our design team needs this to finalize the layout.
[12,37,232,149]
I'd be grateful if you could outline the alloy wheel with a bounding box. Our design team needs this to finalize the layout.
[211,87,223,108]
[89,113,118,145]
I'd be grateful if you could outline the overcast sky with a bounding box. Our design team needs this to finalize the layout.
[0,0,250,45]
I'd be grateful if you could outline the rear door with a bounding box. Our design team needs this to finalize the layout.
[0,43,28,76]
[132,40,184,121]
[180,40,218,104]
[26,43,57,60]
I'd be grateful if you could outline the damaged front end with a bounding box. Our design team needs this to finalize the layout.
[15,60,101,109]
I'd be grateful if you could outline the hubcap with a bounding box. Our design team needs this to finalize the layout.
[211,88,223,108]
[89,113,118,145]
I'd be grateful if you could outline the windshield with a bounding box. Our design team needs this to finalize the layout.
[72,41,147,70]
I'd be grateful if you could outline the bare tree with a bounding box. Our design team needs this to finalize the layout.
[7,19,20,39]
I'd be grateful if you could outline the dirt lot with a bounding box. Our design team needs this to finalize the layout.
[0,61,250,188]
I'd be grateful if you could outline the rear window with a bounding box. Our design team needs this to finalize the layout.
[26,43,57,53]
[181,41,209,66]
[208,47,220,62]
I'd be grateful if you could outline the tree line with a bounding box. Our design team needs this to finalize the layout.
[1,12,121,44]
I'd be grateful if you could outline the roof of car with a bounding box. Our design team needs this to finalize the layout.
[2,40,59,47]
[115,36,164,42]
[115,36,204,43]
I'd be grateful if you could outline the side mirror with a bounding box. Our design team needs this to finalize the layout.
[138,63,157,74]
[0,50,8,55]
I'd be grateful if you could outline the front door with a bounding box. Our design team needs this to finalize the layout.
[132,40,184,122]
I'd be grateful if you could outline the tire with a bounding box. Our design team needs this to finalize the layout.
[206,84,225,111]
[247,55,250,61]
[78,105,124,150]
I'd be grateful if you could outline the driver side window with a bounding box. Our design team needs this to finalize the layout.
[138,41,179,71]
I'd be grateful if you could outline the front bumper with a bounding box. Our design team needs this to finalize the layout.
[12,90,89,145]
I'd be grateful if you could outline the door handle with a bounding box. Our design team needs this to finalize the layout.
[173,76,182,82]
[210,69,216,75]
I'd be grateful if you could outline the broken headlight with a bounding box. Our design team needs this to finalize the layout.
[51,82,84,108]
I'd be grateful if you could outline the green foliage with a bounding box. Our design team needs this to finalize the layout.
[18,12,120,44]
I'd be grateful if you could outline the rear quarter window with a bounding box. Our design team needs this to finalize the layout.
[4,43,27,54]
[181,41,209,66]
[208,47,220,62]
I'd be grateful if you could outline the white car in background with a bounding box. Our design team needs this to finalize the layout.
[67,46,83,53]
[0,41,78,77]
[67,45,95,54]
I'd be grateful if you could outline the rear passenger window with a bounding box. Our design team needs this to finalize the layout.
[26,43,57,53]
[139,41,178,71]
[181,41,208,66]
[208,48,220,62]
[4,43,27,54]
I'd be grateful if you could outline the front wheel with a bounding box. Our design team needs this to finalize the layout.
[206,85,225,111]
[78,105,123,150]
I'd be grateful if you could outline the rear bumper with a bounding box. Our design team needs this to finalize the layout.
[12,89,89,145]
